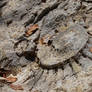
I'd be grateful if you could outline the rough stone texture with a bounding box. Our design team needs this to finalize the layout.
[37,24,88,67]
[0,0,92,92]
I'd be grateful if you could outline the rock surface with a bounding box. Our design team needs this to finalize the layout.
[37,24,88,67]
[0,0,92,92]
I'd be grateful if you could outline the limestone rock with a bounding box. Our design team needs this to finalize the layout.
[37,24,88,67]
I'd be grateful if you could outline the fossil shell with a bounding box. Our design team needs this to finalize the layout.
[37,24,88,68]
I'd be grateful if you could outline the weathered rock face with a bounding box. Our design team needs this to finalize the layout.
[0,0,92,92]
[40,10,67,37]
[37,24,88,67]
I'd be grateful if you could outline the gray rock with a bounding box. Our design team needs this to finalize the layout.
[40,9,67,38]
[37,24,88,67]
[0,48,6,62]
[63,0,81,15]
[0,0,92,92]
[78,56,92,71]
